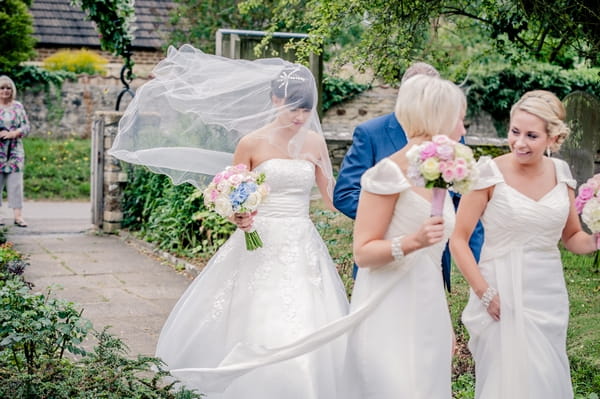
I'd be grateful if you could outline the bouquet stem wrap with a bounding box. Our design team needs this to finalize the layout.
[430,187,447,217]
[244,230,263,251]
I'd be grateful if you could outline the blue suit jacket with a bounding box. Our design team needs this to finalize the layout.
[333,113,484,291]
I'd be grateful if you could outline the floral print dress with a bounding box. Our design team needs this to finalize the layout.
[0,101,30,173]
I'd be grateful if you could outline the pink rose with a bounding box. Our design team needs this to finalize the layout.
[420,142,438,160]
[577,185,595,202]
[442,167,456,183]
[575,197,587,214]
[454,164,467,180]
[436,144,454,161]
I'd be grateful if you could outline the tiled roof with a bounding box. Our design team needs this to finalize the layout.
[30,0,174,50]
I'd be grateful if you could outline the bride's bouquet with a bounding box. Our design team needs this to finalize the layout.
[406,135,478,216]
[203,164,270,250]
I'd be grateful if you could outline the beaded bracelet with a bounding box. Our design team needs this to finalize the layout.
[391,236,405,262]
[481,286,498,309]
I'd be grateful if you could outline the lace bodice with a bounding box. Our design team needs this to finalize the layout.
[474,157,576,260]
[254,158,315,218]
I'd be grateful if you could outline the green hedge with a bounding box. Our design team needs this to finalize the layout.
[462,63,600,135]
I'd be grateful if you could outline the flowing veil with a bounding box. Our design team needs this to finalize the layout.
[109,44,333,195]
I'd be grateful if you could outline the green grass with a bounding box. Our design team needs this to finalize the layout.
[23,137,90,200]
[310,199,600,398]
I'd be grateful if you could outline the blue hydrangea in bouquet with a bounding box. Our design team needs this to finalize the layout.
[203,164,270,250]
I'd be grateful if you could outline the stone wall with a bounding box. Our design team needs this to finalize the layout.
[22,74,148,138]
[91,111,128,232]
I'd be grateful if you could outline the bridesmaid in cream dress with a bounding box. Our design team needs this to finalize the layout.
[343,74,470,399]
[450,90,599,399]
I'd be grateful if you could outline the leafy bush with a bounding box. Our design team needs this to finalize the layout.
[322,74,370,112]
[121,165,235,260]
[461,63,600,136]
[0,275,201,398]
[0,0,36,70]
[5,64,76,93]
[0,238,200,398]
[43,49,109,76]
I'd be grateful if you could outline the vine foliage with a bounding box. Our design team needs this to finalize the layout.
[70,0,136,74]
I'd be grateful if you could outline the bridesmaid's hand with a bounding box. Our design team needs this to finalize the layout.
[487,294,501,321]
[229,211,257,232]
[414,216,444,249]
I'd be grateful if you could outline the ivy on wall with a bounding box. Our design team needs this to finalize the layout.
[70,0,136,74]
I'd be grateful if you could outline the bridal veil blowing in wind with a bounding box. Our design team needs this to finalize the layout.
[109,44,348,398]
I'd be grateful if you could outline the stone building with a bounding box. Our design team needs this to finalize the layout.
[30,0,174,71]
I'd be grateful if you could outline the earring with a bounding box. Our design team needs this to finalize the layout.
[546,147,552,157]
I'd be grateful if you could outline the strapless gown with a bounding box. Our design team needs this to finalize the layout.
[462,156,575,399]
[155,158,349,398]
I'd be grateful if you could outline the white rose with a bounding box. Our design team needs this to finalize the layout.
[420,157,441,181]
[406,145,420,164]
[244,191,262,211]
[582,198,600,232]
[214,196,234,217]
[258,183,270,197]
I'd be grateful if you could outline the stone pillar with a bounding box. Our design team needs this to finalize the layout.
[91,111,127,233]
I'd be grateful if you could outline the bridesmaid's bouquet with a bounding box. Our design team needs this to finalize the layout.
[203,164,270,250]
[406,135,478,216]
[575,174,600,268]
[575,174,600,235]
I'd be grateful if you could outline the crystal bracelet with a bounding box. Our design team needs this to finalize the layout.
[391,236,405,262]
[481,286,498,309]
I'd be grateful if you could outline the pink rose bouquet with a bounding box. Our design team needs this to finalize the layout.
[575,174,600,242]
[203,164,270,250]
[406,135,478,216]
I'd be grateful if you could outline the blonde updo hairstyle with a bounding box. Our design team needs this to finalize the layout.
[510,90,570,152]
[0,75,16,101]
[394,74,466,140]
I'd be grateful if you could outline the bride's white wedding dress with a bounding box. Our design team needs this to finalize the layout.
[155,158,349,398]
[462,156,575,399]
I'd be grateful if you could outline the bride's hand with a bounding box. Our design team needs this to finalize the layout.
[230,211,257,232]
[414,216,444,249]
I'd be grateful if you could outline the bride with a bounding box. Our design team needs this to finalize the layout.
[109,45,349,398]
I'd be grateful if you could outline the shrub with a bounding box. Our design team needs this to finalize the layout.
[0,249,201,398]
[43,49,109,75]
[121,165,235,260]
[461,63,600,136]
[322,74,370,112]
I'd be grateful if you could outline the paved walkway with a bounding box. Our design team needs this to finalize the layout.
[7,200,192,357]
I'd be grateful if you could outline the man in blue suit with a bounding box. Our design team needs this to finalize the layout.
[333,62,483,291]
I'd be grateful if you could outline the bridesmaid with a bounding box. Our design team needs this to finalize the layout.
[450,90,599,398]
[344,74,469,399]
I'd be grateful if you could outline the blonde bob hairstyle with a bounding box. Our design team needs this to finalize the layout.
[394,74,465,140]
[0,75,16,102]
[510,90,570,152]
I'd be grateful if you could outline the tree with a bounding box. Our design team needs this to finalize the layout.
[168,0,282,53]
[239,0,600,82]
[0,0,36,70]
[71,0,136,74]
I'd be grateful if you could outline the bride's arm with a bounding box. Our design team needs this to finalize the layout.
[561,188,598,254]
[232,135,252,168]
[315,165,335,211]
[228,136,255,231]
